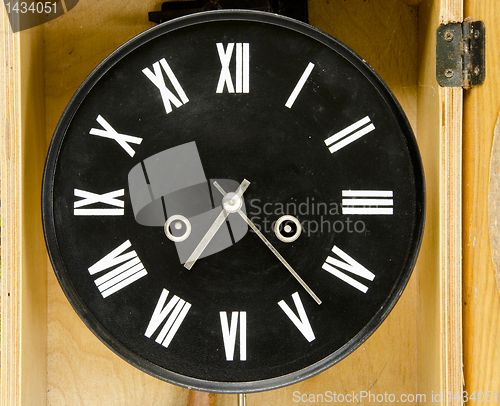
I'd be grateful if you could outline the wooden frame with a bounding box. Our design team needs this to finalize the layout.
[1,0,466,404]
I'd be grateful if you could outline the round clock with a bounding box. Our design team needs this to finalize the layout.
[42,10,425,393]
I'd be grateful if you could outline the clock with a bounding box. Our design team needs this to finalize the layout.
[42,10,425,393]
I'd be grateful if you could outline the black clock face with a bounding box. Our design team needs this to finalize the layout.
[42,11,425,393]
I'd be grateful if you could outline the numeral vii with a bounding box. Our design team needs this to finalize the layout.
[88,240,147,298]
[145,289,191,348]
[143,58,189,114]
[324,116,375,153]
[220,311,247,361]
[216,43,250,93]
[322,245,375,293]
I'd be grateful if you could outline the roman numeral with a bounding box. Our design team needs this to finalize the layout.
[89,115,143,157]
[216,43,250,93]
[88,240,148,298]
[145,289,191,348]
[342,190,394,215]
[142,58,189,114]
[324,116,375,153]
[220,311,247,361]
[285,62,315,108]
[322,245,375,293]
[278,292,315,342]
[74,188,124,216]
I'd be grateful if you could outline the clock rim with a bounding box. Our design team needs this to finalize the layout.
[41,9,426,394]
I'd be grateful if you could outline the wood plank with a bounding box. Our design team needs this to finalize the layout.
[0,6,48,406]
[417,0,463,404]
[463,0,500,400]
[33,1,453,405]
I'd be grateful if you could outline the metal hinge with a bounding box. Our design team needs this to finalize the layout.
[436,20,485,89]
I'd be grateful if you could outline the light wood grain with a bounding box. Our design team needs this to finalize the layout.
[463,0,500,401]
[418,0,464,404]
[187,390,217,406]
[1,5,48,406]
[488,113,500,293]
[0,0,465,404]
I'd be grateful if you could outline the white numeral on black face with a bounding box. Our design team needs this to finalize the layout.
[278,292,315,342]
[145,289,192,348]
[324,116,375,153]
[88,240,147,298]
[216,43,250,93]
[220,311,247,361]
[285,62,315,108]
[74,188,124,216]
[322,245,375,293]
[342,190,394,215]
[89,115,143,157]
[142,58,189,114]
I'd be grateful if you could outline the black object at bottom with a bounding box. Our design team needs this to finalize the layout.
[148,0,308,24]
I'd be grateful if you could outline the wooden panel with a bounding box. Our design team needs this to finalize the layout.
[42,0,421,404]
[1,7,48,406]
[463,0,500,401]
[0,0,463,404]
[416,0,464,404]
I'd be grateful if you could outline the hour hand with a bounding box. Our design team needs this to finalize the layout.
[184,208,229,270]
[183,179,250,269]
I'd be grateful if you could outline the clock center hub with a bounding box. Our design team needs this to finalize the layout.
[222,192,243,213]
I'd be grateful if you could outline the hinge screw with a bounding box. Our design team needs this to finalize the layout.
[444,31,454,41]
[444,69,454,78]
[474,66,481,76]
[474,30,481,39]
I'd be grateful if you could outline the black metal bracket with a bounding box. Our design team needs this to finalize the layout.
[436,20,485,89]
[149,0,308,24]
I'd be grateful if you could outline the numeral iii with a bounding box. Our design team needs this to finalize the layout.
[342,190,394,215]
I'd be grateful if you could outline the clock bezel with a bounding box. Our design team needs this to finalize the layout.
[42,9,425,394]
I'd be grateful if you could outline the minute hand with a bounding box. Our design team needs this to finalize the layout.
[236,209,322,305]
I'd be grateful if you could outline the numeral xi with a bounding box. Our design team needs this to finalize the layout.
[143,58,189,114]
